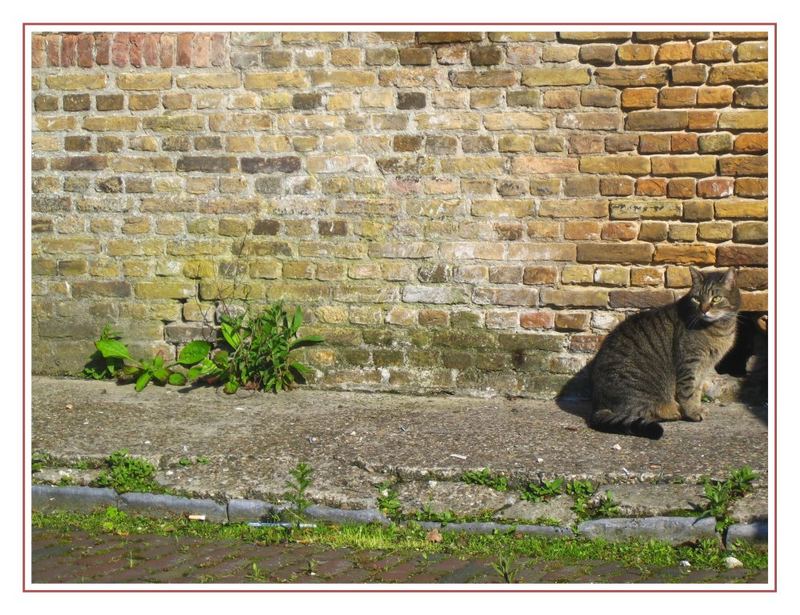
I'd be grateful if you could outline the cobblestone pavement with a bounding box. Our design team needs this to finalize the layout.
[31,529,767,585]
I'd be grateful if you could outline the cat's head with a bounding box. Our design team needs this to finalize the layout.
[687,267,740,323]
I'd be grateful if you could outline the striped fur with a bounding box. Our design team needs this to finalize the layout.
[590,268,740,440]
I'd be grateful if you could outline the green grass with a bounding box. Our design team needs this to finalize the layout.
[92,450,163,494]
[32,507,768,573]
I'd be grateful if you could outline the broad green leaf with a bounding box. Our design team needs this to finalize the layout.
[168,372,187,386]
[152,368,170,383]
[289,335,324,350]
[96,339,132,361]
[220,323,241,349]
[223,380,239,394]
[178,340,212,366]
[212,350,229,368]
[292,307,303,333]
[135,372,152,392]
[153,355,164,369]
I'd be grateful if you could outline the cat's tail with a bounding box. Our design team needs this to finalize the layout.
[589,408,664,440]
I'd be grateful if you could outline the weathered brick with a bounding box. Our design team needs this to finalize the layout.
[116,72,171,90]
[621,88,658,110]
[656,41,694,63]
[651,155,717,176]
[609,289,674,308]
[736,41,768,62]
[451,71,517,87]
[717,245,768,266]
[616,44,655,64]
[735,178,768,198]
[626,110,688,131]
[695,40,734,63]
[557,112,621,131]
[718,110,768,131]
[399,47,433,66]
[579,44,616,65]
[579,156,650,175]
[671,64,708,85]
[653,244,716,265]
[708,63,768,85]
[538,199,608,218]
[718,155,768,177]
[732,222,768,244]
[696,177,734,198]
[595,66,669,87]
[610,199,682,220]
[521,68,590,86]
[715,199,768,220]
[46,73,106,90]
[577,243,654,264]
[540,289,609,308]
[176,156,238,173]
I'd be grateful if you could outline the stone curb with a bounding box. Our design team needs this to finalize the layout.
[120,492,228,523]
[726,521,768,546]
[416,521,574,538]
[577,516,717,545]
[31,485,768,545]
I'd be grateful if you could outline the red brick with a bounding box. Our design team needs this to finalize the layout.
[177,33,194,66]
[696,177,734,198]
[636,178,667,196]
[193,33,212,67]
[112,33,129,67]
[129,33,144,67]
[211,33,227,66]
[142,34,159,66]
[667,178,696,198]
[520,311,555,330]
[94,33,111,65]
[601,221,638,240]
[31,35,46,68]
[716,245,768,266]
[45,34,60,66]
[600,177,635,196]
[60,34,77,67]
[734,133,768,154]
[670,133,698,153]
[77,34,94,67]
[160,34,176,67]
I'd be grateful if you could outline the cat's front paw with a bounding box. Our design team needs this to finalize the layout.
[681,406,705,422]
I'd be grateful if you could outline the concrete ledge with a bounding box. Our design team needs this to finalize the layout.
[577,516,717,544]
[726,521,768,546]
[119,492,228,522]
[32,485,118,513]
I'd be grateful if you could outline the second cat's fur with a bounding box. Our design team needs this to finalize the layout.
[590,268,740,440]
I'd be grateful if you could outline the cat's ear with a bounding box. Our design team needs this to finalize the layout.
[722,267,737,290]
[689,267,704,286]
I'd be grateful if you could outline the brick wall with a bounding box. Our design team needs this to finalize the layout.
[30,31,769,397]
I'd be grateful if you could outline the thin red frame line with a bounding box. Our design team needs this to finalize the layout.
[24,21,776,26]
[22,21,777,593]
[771,22,777,594]
[22,20,27,596]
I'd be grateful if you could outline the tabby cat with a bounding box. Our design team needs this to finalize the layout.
[590,267,740,440]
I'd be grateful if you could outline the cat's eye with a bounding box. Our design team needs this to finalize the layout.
[711,296,722,304]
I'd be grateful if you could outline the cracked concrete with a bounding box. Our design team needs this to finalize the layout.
[31,376,769,520]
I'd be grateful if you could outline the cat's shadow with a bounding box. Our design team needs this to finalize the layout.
[554,360,594,424]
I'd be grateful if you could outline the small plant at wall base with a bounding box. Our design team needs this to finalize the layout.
[191,302,324,394]
[84,302,323,394]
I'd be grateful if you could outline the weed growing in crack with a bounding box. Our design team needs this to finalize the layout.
[283,461,313,523]
[492,553,520,583]
[92,450,162,494]
[461,468,509,491]
[520,478,565,503]
[696,466,758,532]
